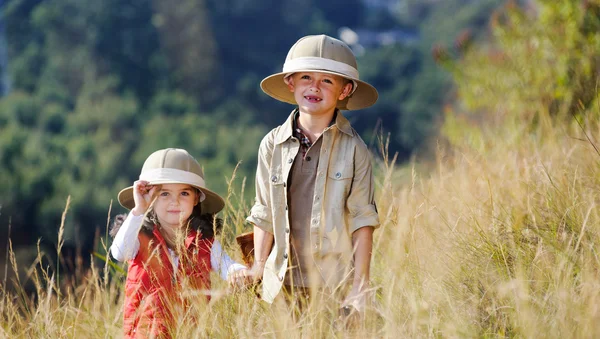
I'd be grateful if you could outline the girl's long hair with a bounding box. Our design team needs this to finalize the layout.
[110,190,223,241]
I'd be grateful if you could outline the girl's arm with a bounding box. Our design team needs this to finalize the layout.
[110,212,143,262]
[210,239,247,280]
[111,180,157,262]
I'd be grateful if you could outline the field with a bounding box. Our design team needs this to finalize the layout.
[1,112,599,338]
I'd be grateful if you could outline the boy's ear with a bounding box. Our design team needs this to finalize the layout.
[338,82,353,100]
[285,76,295,92]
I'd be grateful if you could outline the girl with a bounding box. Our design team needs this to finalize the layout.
[110,148,249,338]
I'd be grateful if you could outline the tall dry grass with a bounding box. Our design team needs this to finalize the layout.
[2,115,600,338]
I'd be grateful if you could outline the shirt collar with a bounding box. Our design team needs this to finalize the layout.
[274,108,354,145]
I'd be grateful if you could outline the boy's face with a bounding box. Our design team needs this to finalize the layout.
[286,72,353,117]
[153,183,199,230]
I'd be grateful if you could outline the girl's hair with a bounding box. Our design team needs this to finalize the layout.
[110,189,223,239]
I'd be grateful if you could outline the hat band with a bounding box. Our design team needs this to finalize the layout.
[283,57,360,79]
[140,168,206,188]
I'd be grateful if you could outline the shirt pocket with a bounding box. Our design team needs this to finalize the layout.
[269,169,286,207]
[327,165,353,209]
[328,166,353,181]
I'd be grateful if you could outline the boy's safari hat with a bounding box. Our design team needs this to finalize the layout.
[260,34,378,110]
[118,148,225,214]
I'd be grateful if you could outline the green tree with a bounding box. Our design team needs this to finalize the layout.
[441,0,600,147]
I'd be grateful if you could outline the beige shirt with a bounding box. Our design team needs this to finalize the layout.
[247,109,380,303]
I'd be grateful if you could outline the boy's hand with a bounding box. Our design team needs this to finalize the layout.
[131,180,157,216]
[341,288,367,314]
[249,260,266,283]
[338,288,368,329]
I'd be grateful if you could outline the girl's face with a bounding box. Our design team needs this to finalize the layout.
[153,183,200,230]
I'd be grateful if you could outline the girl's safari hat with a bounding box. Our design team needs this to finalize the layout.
[260,34,378,110]
[118,148,225,214]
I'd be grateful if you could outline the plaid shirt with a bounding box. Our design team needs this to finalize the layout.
[292,111,336,159]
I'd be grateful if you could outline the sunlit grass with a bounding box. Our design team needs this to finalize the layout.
[2,115,600,338]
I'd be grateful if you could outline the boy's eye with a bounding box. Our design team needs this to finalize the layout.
[323,79,333,84]
[160,192,169,197]
[181,191,190,196]
[300,75,310,80]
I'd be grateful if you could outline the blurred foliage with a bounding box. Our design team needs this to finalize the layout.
[439,0,600,149]
[354,0,504,155]
[0,0,501,258]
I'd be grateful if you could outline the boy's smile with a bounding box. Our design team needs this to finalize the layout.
[286,72,353,117]
[304,94,322,103]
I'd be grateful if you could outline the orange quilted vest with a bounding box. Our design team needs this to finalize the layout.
[122,225,213,338]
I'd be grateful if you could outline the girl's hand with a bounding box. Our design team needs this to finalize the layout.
[131,180,157,216]
[227,268,254,290]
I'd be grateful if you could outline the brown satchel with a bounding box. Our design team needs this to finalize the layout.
[235,231,255,267]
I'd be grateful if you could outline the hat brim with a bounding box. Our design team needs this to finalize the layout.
[117,181,225,215]
[260,70,378,110]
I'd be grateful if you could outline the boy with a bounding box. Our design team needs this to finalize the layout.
[246,35,380,315]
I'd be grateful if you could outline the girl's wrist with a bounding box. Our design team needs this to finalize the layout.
[131,207,146,216]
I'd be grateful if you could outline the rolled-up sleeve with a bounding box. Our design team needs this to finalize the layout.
[246,133,274,233]
[347,143,380,234]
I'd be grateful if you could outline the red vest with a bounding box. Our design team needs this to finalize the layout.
[122,225,213,338]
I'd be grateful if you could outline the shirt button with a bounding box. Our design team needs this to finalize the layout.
[283,253,288,259]
[312,219,318,225]
[285,228,290,233]
[285,205,288,211]
[271,175,277,182]
[279,275,284,281]
[335,172,341,178]
[306,156,312,161]
[288,158,293,164]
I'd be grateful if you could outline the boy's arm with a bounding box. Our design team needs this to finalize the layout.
[344,226,374,311]
[246,133,275,233]
[246,132,276,279]
[251,225,274,279]
[343,143,379,313]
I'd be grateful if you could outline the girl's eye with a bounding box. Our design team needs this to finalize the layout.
[160,192,169,197]
[323,79,333,84]
[301,75,310,80]
[181,191,190,196]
